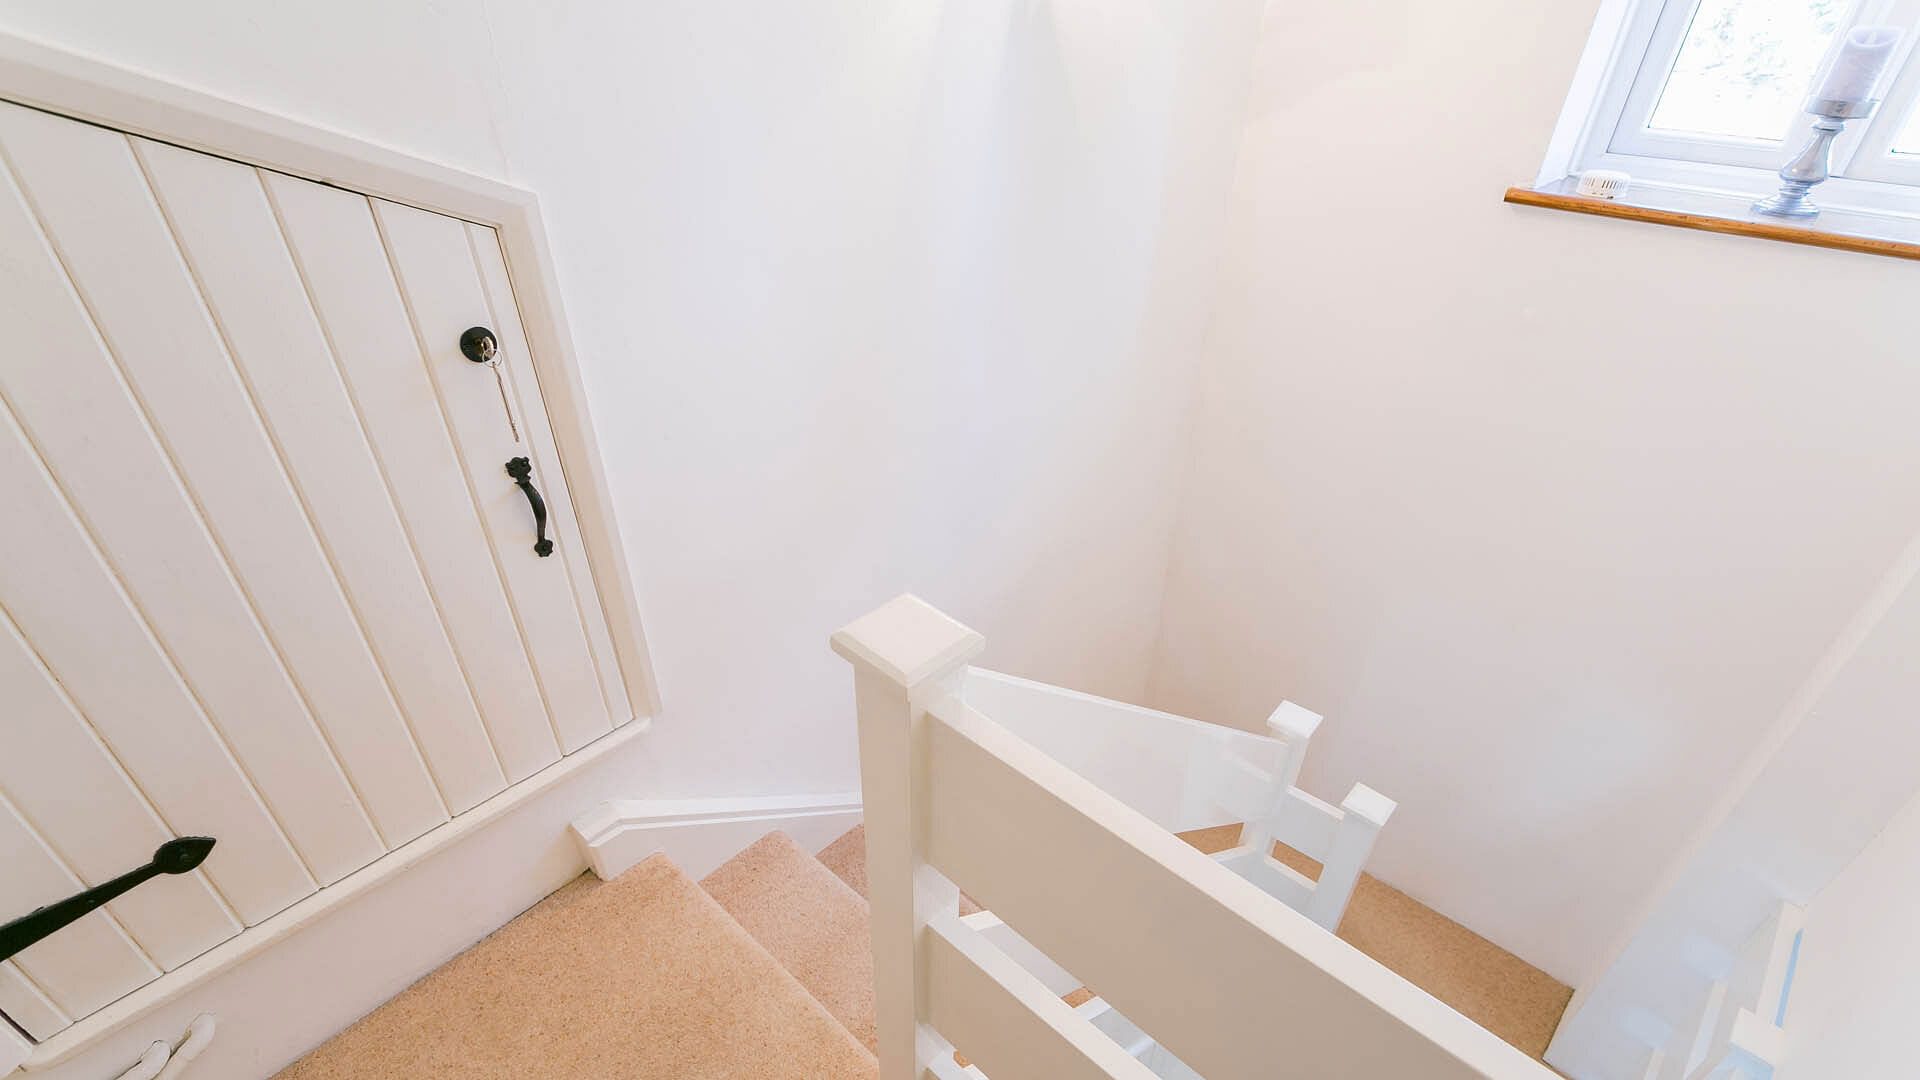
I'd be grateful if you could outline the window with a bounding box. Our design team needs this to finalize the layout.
[1556,0,1920,215]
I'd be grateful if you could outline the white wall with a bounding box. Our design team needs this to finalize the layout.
[1544,532,1920,1078]
[0,0,1261,815]
[0,1,1262,1074]
[1778,783,1920,1080]
[1150,0,1920,986]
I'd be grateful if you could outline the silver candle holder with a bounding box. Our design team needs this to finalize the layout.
[1752,96,1878,218]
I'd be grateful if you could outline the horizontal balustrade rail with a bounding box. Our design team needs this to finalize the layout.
[967,669,1396,932]
[960,669,1283,833]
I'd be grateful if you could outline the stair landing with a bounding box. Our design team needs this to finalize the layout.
[1180,824,1573,1063]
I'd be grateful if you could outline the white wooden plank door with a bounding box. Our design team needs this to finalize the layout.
[0,102,629,1043]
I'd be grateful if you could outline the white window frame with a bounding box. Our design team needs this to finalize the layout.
[1841,22,1920,179]
[1556,0,1920,219]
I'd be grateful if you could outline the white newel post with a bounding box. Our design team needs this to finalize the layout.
[1240,701,1322,860]
[1266,701,1320,791]
[1306,784,1397,931]
[832,595,985,1080]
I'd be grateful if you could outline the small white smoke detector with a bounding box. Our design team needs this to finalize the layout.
[1576,169,1631,199]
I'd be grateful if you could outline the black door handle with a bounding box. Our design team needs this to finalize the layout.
[0,837,216,963]
[506,457,553,558]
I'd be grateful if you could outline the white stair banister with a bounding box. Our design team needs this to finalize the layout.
[831,595,984,1080]
[1235,702,1320,863]
[1658,978,1729,1080]
[1676,902,1801,1080]
[964,669,1396,932]
[1214,701,1397,932]
[836,595,1559,1080]
[1307,784,1398,931]
[1267,701,1320,791]
[925,912,1157,1080]
[1648,902,1802,1080]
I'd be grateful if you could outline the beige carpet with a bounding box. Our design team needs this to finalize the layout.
[1179,824,1573,1063]
[273,854,874,1079]
[278,821,1569,1077]
[701,831,877,1052]
[815,824,869,900]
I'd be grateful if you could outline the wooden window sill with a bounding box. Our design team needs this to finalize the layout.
[1505,182,1920,263]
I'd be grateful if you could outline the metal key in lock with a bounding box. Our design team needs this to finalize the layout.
[460,326,522,443]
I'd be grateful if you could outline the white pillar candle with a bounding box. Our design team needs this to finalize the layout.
[1815,25,1904,104]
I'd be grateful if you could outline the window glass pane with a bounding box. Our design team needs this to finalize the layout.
[1891,102,1920,154]
[1648,0,1847,141]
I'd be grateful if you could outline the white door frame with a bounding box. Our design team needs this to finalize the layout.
[0,30,660,724]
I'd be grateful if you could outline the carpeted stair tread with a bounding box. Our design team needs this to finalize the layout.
[816,824,870,900]
[817,824,982,916]
[701,831,878,1051]
[273,854,875,1079]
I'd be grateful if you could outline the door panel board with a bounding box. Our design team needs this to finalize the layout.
[134,139,513,814]
[261,171,563,787]
[0,799,157,1025]
[0,148,316,927]
[0,605,237,974]
[467,224,634,727]
[377,201,611,754]
[0,104,381,887]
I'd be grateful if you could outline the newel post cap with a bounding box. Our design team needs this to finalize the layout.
[831,594,985,688]
[1341,783,1397,828]
[1265,700,1323,743]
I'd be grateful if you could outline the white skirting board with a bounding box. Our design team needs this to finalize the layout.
[570,794,865,881]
